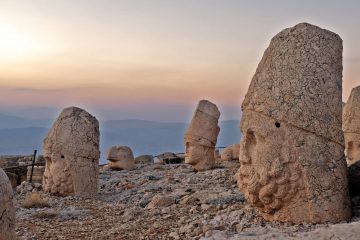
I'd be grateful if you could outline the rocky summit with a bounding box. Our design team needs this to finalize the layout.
[14,160,360,239]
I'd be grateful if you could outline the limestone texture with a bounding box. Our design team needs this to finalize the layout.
[27,166,45,184]
[184,100,220,171]
[220,144,240,161]
[107,146,135,170]
[237,23,351,223]
[43,107,100,197]
[0,168,15,240]
[343,86,360,165]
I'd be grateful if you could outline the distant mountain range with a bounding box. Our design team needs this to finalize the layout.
[0,113,241,164]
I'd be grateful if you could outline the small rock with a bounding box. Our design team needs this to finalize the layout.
[146,194,175,209]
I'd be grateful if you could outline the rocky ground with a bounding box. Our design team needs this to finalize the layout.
[15,160,360,240]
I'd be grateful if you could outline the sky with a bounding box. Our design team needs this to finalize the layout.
[0,0,359,121]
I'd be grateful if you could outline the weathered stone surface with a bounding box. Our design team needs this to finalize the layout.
[184,100,220,171]
[343,86,360,165]
[154,152,179,164]
[146,194,175,209]
[27,166,45,184]
[107,146,135,170]
[237,23,351,223]
[43,107,100,197]
[0,168,15,240]
[135,155,154,164]
[220,144,240,161]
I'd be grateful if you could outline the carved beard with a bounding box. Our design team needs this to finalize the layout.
[43,157,74,196]
[238,158,301,214]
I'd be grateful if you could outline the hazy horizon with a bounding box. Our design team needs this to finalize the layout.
[1,0,359,121]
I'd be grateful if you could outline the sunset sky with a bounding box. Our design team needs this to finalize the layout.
[0,0,359,121]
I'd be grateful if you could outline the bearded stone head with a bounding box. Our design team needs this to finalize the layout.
[237,23,351,223]
[238,110,303,217]
[43,106,100,197]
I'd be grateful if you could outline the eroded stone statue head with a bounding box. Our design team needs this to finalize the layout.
[343,86,360,165]
[184,100,220,171]
[238,23,351,223]
[107,145,135,170]
[43,106,100,197]
[0,168,15,240]
[221,144,240,161]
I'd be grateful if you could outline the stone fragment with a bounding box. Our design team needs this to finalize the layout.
[107,146,135,170]
[27,166,45,184]
[220,144,240,161]
[43,107,100,197]
[184,100,220,171]
[343,86,360,165]
[237,23,351,223]
[154,152,183,164]
[134,154,154,164]
[0,168,15,240]
[146,194,175,208]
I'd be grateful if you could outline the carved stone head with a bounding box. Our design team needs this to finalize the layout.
[107,145,135,170]
[184,100,220,171]
[238,23,351,223]
[343,86,360,165]
[43,106,100,197]
[221,144,240,161]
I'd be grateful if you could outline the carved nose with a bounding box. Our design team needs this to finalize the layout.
[239,139,251,164]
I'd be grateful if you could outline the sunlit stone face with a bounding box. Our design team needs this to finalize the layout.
[184,140,215,170]
[345,137,360,164]
[238,110,300,215]
[237,109,351,223]
[185,141,204,165]
[43,153,73,196]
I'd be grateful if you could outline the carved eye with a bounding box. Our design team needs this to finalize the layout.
[61,155,64,159]
[275,122,281,128]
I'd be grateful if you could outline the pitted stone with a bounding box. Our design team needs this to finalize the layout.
[43,106,100,197]
[237,23,351,224]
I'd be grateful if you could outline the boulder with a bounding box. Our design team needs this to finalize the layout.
[0,168,15,239]
[220,144,240,161]
[134,155,154,164]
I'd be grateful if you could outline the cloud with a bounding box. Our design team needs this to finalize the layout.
[2,86,90,93]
